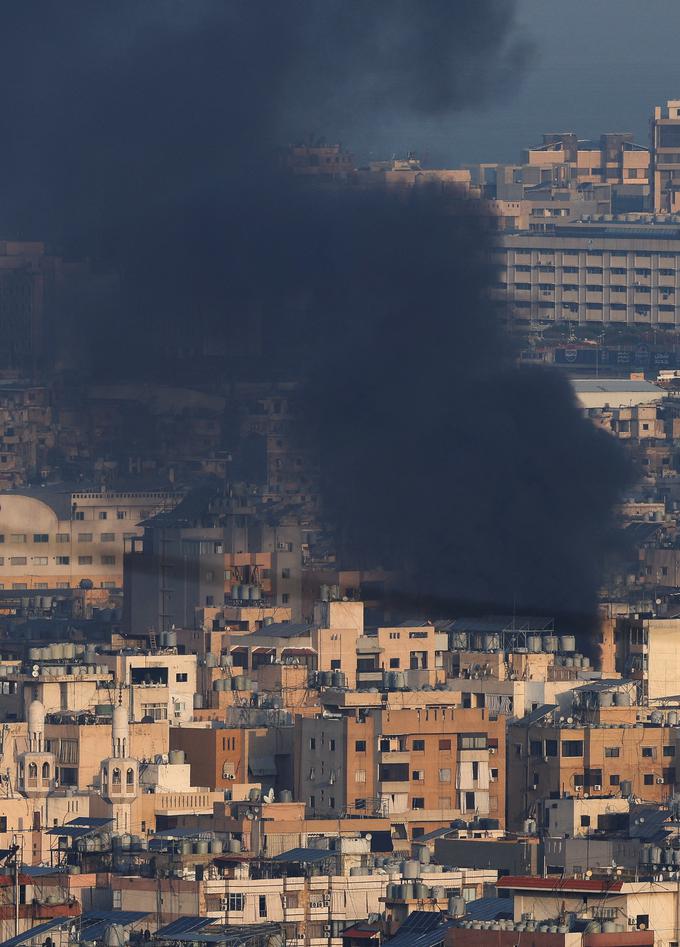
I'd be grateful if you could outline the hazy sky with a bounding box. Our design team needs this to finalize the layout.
[363,0,680,166]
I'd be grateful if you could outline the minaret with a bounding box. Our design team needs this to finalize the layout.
[19,700,55,796]
[100,697,138,803]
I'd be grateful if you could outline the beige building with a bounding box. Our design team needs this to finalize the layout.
[497,221,680,327]
[652,100,680,212]
[0,485,179,590]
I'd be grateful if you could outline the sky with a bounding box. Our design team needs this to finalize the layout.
[354,0,680,167]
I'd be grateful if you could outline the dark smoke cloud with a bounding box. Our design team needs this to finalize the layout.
[0,2,630,627]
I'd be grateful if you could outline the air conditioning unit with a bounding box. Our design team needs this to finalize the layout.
[489,747,496,754]
[657,777,665,784]
[593,784,602,791]
[521,913,533,922]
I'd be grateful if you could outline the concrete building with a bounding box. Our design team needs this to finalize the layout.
[295,697,505,833]
[124,490,304,631]
[652,100,680,213]
[497,219,680,327]
[507,704,679,831]
[0,484,179,591]
[572,380,664,411]
[615,615,680,700]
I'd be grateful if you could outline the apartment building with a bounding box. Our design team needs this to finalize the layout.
[614,614,680,699]
[498,220,680,327]
[523,132,650,195]
[295,699,505,833]
[652,100,680,212]
[0,382,54,488]
[507,709,678,830]
[0,484,179,590]
[124,490,303,631]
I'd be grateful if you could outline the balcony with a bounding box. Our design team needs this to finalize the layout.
[379,750,410,764]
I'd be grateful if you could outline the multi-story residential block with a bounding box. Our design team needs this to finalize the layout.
[295,695,505,833]
[497,220,680,328]
[652,100,680,212]
[507,700,679,831]
[0,484,179,591]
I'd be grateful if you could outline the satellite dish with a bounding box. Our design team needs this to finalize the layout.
[245,809,256,820]
[263,788,275,804]
[32,669,39,678]
[32,664,39,673]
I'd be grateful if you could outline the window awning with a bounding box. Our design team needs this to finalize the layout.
[281,647,316,656]
[248,755,277,776]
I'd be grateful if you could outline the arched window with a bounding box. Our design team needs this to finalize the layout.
[112,767,121,786]
[42,762,50,780]
[28,762,37,778]
[126,767,135,787]
[102,766,108,784]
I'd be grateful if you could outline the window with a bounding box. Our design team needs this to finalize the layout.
[643,773,654,785]
[10,534,26,543]
[439,768,451,783]
[580,815,591,827]
[116,511,126,519]
[281,568,290,579]
[78,556,93,565]
[100,532,115,542]
[412,770,424,781]
[73,511,85,520]
[228,893,245,912]
[330,738,336,751]
[330,659,341,670]
[101,555,116,565]
[10,557,26,565]
[78,532,93,542]
[355,740,366,752]
[141,703,168,721]
[32,557,48,566]
[33,534,48,543]
[604,747,620,758]
[355,769,366,783]
[281,593,289,604]
[309,737,316,750]
[176,673,188,682]
[610,774,620,786]
[458,734,487,750]
[664,745,676,757]
[412,797,425,810]
[439,739,451,751]
[389,658,400,668]
[642,747,654,758]
[413,739,425,751]
[56,556,70,565]
[561,740,583,757]
[98,511,108,520]
[259,895,267,918]
[56,533,69,543]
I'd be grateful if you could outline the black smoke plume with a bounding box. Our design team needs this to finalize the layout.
[0,2,630,630]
